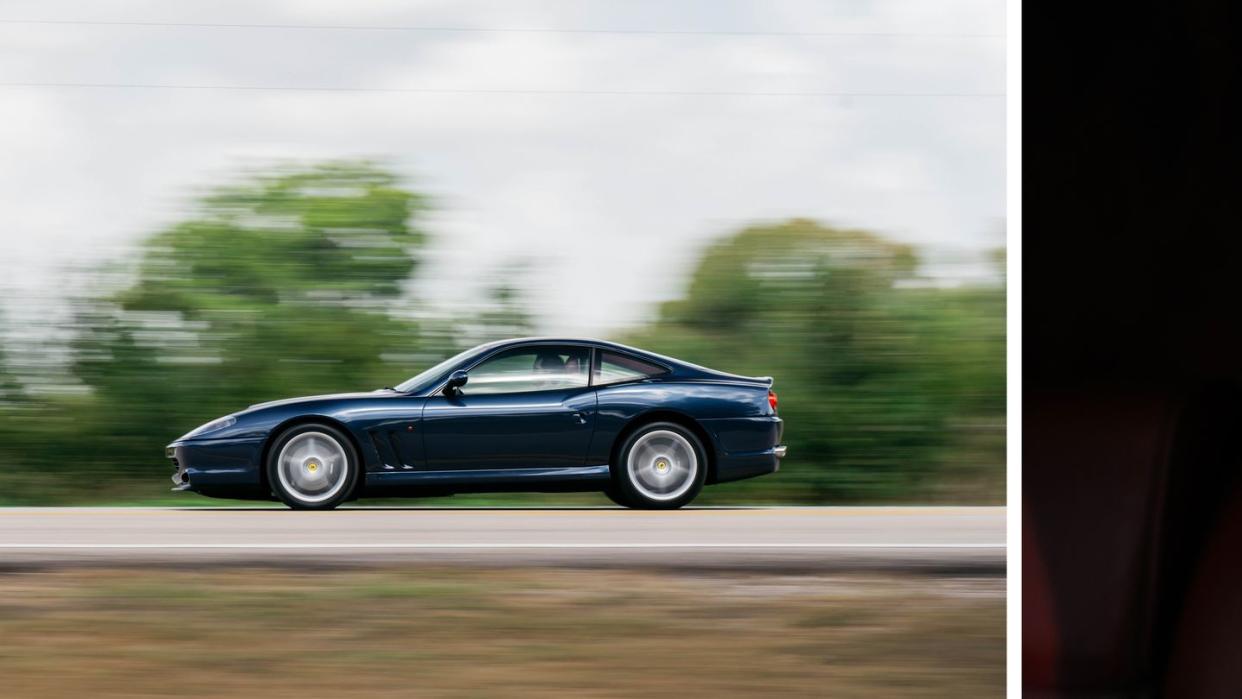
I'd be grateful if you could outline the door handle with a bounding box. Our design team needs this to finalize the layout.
[571,411,588,424]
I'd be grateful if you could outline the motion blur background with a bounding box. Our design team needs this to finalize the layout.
[0,3,1007,696]
[0,0,1005,506]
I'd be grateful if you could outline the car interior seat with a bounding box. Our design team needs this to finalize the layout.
[533,353,566,374]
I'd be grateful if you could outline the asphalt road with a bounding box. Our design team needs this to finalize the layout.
[0,506,1005,571]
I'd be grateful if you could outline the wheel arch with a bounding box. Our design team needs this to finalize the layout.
[259,414,367,499]
[611,410,719,484]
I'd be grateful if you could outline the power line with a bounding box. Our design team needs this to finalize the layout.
[0,81,1007,98]
[0,18,1004,39]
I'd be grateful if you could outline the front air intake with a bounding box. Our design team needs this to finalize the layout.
[170,457,189,487]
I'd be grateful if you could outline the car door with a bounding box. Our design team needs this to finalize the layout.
[420,344,597,471]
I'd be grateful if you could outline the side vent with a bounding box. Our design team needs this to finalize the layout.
[385,431,413,469]
[369,429,402,470]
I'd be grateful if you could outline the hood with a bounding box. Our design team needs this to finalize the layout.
[246,390,392,412]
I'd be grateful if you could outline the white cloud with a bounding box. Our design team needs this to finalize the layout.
[0,0,1005,336]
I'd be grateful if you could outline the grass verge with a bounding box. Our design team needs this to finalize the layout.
[0,566,1003,697]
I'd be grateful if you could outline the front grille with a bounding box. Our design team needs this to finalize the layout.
[170,457,189,487]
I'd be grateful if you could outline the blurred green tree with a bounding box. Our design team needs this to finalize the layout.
[62,162,428,493]
[0,172,1002,504]
[624,220,1004,502]
[0,331,22,407]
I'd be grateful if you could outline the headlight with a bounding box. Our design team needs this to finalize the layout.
[184,415,236,439]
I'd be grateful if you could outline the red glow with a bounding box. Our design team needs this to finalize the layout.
[768,390,778,412]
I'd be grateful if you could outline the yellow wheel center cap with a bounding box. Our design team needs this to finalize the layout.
[307,461,319,473]
[656,460,669,473]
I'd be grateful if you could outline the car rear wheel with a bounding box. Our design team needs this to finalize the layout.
[267,423,359,510]
[613,422,706,509]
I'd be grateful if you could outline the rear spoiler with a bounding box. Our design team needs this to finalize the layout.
[696,370,773,387]
[660,353,774,387]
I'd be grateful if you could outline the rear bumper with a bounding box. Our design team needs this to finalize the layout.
[701,416,785,484]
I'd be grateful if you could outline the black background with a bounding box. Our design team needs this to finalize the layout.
[1026,0,1235,386]
[1024,0,1238,693]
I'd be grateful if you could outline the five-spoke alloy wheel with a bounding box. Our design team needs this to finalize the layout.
[611,421,706,509]
[267,423,359,510]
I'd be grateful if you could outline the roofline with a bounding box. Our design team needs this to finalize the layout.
[410,337,772,396]
[494,337,768,383]
[494,336,681,361]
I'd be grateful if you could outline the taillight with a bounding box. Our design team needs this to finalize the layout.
[768,389,778,412]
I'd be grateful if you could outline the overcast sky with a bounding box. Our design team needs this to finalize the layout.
[0,0,1005,337]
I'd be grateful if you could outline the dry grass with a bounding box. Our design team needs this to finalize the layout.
[0,567,1003,697]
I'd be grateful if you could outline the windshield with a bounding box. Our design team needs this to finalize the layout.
[392,344,490,393]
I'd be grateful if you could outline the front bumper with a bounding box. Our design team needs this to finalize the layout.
[165,437,267,497]
[166,446,191,490]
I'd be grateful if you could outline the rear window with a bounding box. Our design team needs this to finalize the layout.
[594,351,666,385]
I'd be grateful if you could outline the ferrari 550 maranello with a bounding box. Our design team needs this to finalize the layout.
[166,338,785,509]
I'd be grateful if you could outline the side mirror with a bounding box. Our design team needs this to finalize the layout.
[445,370,468,394]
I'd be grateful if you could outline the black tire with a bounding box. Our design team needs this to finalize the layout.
[611,421,706,509]
[266,423,360,510]
[602,487,633,508]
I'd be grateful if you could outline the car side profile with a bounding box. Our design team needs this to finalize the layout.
[166,338,785,509]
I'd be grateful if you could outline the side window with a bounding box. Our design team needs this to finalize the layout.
[594,351,666,386]
[462,346,590,395]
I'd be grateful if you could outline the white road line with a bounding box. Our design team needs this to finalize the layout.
[0,543,1006,549]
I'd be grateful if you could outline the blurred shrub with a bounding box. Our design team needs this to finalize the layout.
[625,220,1004,502]
[0,162,435,501]
[0,166,1002,504]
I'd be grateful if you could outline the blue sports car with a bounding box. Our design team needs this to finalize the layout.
[166,338,785,509]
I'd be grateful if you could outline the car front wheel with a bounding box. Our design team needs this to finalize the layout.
[612,422,706,509]
[267,423,359,510]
